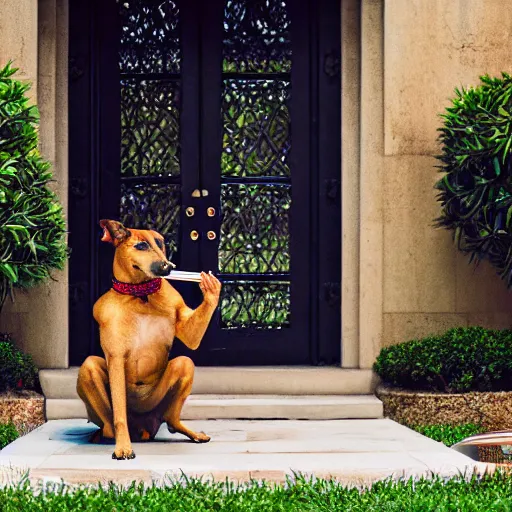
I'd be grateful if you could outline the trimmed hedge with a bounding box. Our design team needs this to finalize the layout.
[373,326,512,393]
[0,333,38,392]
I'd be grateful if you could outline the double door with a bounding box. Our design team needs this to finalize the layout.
[68,0,341,366]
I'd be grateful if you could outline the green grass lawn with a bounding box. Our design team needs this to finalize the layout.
[410,423,482,447]
[0,423,18,449]
[1,473,512,511]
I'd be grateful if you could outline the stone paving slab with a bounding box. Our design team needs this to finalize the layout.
[0,419,489,488]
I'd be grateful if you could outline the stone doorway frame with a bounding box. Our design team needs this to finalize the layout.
[1,0,382,371]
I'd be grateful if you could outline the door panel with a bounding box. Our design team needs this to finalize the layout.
[196,0,312,364]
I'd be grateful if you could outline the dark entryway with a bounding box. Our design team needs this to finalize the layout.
[68,0,341,366]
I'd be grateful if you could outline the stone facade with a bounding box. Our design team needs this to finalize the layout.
[1,0,512,370]
[344,0,512,369]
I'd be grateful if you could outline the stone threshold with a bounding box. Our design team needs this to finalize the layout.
[40,367,378,399]
[46,394,384,420]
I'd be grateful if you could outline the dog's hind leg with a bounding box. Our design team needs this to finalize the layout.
[162,357,210,443]
[77,356,115,440]
[139,356,210,443]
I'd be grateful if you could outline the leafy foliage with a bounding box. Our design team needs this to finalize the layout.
[0,62,68,311]
[436,73,512,286]
[373,326,512,393]
[3,473,512,511]
[0,333,38,392]
[411,423,482,447]
[0,422,19,449]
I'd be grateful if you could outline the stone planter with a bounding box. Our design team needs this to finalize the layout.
[376,384,512,464]
[0,390,45,436]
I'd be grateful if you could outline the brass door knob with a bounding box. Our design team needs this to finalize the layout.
[207,231,216,240]
[207,207,215,217]
[185,206,195,217]
[190,230,199,241]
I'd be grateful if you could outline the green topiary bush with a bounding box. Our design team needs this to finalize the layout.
[435,73,512,286]
[0,422,19,449]
[0,61,68,311]
[0,333,38,392]
[373,326,512,393]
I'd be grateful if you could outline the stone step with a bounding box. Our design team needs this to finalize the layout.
[45,395,383,421]
[40,367,378,399]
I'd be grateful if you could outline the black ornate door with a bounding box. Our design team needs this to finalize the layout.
[68,0,341,366]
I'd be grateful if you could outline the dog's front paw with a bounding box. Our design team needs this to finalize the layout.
[112,445,136,460]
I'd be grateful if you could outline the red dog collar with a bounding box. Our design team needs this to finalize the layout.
[112,277,162,298]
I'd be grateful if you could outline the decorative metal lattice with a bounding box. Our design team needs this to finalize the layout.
[219,183,290,273]
[222,79,290,177]
[119,0,181,74]
[121,79,181,177]
[223,0,291,73]
[120,183,181,255]
[221,281,290,328]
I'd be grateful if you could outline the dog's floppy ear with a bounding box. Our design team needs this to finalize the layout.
[99,220,131,246]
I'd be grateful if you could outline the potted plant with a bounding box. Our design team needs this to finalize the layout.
[374,326,512,462]
[376,72,512,462]
[0,62,68,438]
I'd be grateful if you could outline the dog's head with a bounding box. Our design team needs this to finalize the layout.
[100,219,175,279]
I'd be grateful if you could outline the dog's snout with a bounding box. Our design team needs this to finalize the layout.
[150,261,173,277]
[161,262,173,274]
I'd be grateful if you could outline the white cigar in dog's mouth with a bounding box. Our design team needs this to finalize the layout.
[164,270,203,282]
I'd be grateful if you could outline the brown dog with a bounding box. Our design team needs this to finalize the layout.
[76,219,221,460]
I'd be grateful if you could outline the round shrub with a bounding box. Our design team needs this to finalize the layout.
[0,333,38,392]
[436,73,512,286]
[0,62,67,311]
[373,327,512,393]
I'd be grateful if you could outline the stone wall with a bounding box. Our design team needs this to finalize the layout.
[351,0,512,369]
[0,0,69,369]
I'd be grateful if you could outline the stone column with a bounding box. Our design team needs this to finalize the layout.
[341,0,361,368]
